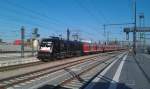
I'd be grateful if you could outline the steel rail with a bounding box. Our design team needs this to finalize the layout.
[0,54,102,89]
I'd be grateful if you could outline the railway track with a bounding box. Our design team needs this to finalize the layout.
[0,53,110,89]
[51,53,125,89]
[0,51,119,72]
[0,54,100,72]
[0,51,123,89]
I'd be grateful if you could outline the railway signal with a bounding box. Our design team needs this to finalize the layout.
[21,26,25,58]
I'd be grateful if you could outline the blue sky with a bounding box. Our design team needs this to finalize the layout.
[0,0,149,42]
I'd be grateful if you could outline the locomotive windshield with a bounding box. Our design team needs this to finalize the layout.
[39,39,53,52]
[40,41,52,47]
[40,39,52,47]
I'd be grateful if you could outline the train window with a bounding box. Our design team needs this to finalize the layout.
[41,41,52,47]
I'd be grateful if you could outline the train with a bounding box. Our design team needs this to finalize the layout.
[37,37,123,61]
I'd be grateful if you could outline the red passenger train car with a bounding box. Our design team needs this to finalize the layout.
[82,42,122,55]
[13,40,22,45]
[82,42,90,54]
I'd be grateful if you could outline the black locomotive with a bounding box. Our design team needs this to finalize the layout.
[37,37,83,61]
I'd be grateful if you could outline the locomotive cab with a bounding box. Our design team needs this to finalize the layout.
[37,39,53,61]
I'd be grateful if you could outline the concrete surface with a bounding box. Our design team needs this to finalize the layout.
[85,52,150,89]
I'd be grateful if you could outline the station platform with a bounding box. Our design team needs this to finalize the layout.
[0,56,39,67]
[0,53,34,59]
[85,52,150,89]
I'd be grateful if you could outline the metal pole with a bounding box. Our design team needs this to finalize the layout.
[103,23,134,45]
[107,31,109,44]
[67,28,70,41]
[139,13,142,50]
[133,0,137,55]
[103,24,106,44]
[21,26,25,58]
[139,14,141,41]
[31,38,34,56]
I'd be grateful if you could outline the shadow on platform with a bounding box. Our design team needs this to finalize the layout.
[37,82,132,89]
[38,72,132,89]
[38,84,71,89]
[83,82,132,89]
[81,74,132,89]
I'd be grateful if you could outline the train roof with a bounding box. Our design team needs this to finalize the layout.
[41,37,82,44]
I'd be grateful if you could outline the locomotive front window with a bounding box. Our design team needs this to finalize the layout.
[40,41,53,53]
[41,42,52,47]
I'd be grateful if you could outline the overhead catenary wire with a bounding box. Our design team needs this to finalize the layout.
[0,0,105,42]
[1,0,96,38]
[39,0,104,38]
[88,0,111,23]
[75,0,107,37]
[0,0,64,33]
[4,0,69,27]
[0,8,61,33]
[75,0,101,24]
